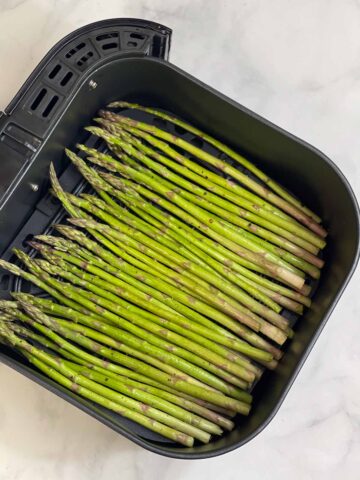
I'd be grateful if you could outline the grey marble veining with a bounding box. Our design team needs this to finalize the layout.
[0,1,359,479]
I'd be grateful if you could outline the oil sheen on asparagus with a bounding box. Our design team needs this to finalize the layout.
[0,103,327,446]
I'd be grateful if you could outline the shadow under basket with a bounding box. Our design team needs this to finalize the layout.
[0,19,359,458]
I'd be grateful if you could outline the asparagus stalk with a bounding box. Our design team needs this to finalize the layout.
[67,210,291,336]
[17,302,251,414]
[75,142,321,268]
[30,242,265,373]
[98,111,327,238]
[71,165,287,308]
[8,301,234,425]
[93,124,325,252]
[4,314,229,432]
[79,143,319,256]
[99,172,312,303]
[52,225,283,360]
[118,191,302,314]
[76,176,303,293]
[54,203,262,333]
[15,291,222,394]
[82,155,310,281]
[32,238,266,375]
[108,101,322,223]
[81,185,301,323]
[71,216,290,345]
[17,327,215,442]
[84,130,305,289]
[74,365,234,430]
[64,204,262,332]
[40,330,236,426]
[2,302,235,425]
[67,361,222,435]
[33,257,255,388]
[100,134,323,271]
[129,202,282,313]
[7,255,229,390]
[0,324,198,446]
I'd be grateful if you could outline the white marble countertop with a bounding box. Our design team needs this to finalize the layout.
[0,1,359,479]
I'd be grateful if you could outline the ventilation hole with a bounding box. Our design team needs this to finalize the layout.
[174,124,187,135]
[77,51,94,67]
[0,274,9,290]
[127,41,138,47]
[93,137,104,149]
[42,95,59,118]
[102,42,117,51]
[152,35,162,57]
[60,71,73,86]
[65,42,85,59]
[48,64,62,79]
[153,117,167,128]
[21,281,32,293]
[96,33,119,41]
[130,32,145,40]
[8,254,17,265]
[22,233,34,247]
[190,137,204,148]
[30,88,47,111]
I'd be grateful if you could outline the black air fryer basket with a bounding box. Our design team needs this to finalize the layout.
[0,19,359,459]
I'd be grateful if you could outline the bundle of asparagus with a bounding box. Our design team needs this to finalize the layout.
[0,103,327,447]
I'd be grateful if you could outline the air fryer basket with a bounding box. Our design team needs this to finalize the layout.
[0,19,359,459]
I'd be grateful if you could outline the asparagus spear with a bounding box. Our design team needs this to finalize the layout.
[33,258,255,388]
[99,172,312,303]
[67,361,222,435]
[129,202,282,313]
[0,324,198,446]
[54,174,283,315]
[52,225,283,360]
[69,191,292,338]
[16,327,214,442]
[67,210,290,335]
[64,204,262,332]
[71,216,290,345]
[7,255,228,390]
[6,302,234,427]
[93,124,325,252]
[84,129,305,289]
[31,238,267,374]
[16,302,252,414]
[108,101,322,223]
[79,142,319,256]
[30,241,265,373]
[98,111,327,238]
[57,204,259,330]
[2,301,236,425]
[82,155,310,281]
[66,360,220,438]
[2,312,227,434]
[101,134,323,271]
[81,190,300,329]
[74,143,321,271]
[14,313,221,445]
[117,190,302,314]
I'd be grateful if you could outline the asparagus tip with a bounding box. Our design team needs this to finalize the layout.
[0,259,23,277]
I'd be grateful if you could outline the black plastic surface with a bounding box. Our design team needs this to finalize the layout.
[0,19,171,257]
[0,21,359,459]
